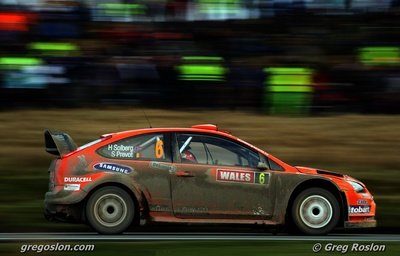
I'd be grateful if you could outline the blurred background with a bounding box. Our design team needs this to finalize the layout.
[0,0,399,113]
[0,0,399,233]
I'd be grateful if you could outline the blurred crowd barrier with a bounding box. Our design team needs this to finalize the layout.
[0,0,400,114]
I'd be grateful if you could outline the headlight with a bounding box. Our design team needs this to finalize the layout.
[348,180,364,193]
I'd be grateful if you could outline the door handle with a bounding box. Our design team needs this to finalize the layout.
[175,171,194,177]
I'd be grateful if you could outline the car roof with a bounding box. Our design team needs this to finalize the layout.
[95,124,295,170]
[104,124,269,157]
[109,124,234,140]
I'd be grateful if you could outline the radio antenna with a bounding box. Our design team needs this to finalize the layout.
[142,109,152,128]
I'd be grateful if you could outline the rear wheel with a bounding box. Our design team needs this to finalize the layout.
[291,188,340,235]
[86,186,134,234]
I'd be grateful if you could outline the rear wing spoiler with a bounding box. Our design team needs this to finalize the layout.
[44,129,77,157]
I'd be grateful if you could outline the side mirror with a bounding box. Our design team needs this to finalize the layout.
[257,162,269,171]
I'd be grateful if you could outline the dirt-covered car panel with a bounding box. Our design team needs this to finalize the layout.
[43,125,377,234]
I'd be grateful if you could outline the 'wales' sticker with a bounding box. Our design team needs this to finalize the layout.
[216,169,269,185]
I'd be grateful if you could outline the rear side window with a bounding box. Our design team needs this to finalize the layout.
[98,133,169,161]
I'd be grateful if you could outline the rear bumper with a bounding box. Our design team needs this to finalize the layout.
[44,203,83,222]
[344,220,377,229]
[44,186,87,222]
[45,186,88,205]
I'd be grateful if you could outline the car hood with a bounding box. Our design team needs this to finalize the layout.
[295,166,346,178]
[295,166,369,192]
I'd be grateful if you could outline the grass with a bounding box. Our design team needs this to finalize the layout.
[0,108,399,231]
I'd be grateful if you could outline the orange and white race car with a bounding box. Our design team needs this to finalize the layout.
[44,124,376,234]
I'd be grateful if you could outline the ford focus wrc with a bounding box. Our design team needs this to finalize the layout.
[44,124,376,234]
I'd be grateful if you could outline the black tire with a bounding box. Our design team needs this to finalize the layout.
[86,186,134,234]
[291,188,340,235]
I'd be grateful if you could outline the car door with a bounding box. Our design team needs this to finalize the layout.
[96,132,174,214]
[170,133,275,219]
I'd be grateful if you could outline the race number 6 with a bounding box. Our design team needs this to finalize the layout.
[259,173,265,184]
[155,138,164,159]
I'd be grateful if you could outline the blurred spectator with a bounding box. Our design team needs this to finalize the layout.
[0,0,399,113]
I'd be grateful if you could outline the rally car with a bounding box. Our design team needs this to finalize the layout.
[44,124,376,235]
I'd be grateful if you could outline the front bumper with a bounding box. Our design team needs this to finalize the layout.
[344,220,377,229]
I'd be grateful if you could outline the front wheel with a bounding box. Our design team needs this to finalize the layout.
[86,186,134,234]
[291,188,340,235]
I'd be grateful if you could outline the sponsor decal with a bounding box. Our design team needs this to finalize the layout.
[94,162,133,174]
[107,144,141,158]
[63,184,80,191]
[357,199,368,205]
[217,169,253,183]
[216,169,269,185]
[349,205,371,214]
[150,161,176,172]
[149,205,171,212]
[64,176,92,183]
[176,207,209,215]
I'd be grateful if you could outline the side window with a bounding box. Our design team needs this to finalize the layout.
[206,143,238,166]
[177,134,260,167]
[98,133,169,161]
[268,158,284,171]
[176,134,208,164]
